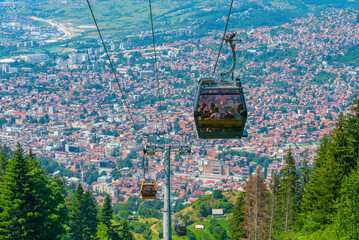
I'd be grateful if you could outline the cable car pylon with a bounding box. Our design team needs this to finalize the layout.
[143,131,191,240]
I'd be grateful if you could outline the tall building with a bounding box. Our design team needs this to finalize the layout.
[1,64,10,74]
[88,47,95,55]
[69,53,88,65]
[203,162,230,176]
[49,106,56,114]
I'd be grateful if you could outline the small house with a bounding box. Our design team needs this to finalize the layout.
[212,209,225,218]
[195,225,205,231]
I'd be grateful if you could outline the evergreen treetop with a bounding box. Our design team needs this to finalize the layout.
[0,143,67,240]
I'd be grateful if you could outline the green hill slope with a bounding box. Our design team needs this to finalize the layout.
[25,0,309,38]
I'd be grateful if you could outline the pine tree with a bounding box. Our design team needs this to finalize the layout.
[244,167,270,240]
[0,145,12,158]
[98,194,120,240]
[83,191,98,239]
[69,184,98,240]
[299,98,359,234]
[119,218,133,240]
[69,184,85,240]
[187,229,196,240]
[0,151,8,181]
[335,170,359,239]
[0,143,67,239]
[26,153,67,239]
[0,143,32,239]
[218,230,227,240]
[277,148,300,233]
[96,223,111,240]
[27,148,39,169]
[269,170,280,240]
[99,194,113,228]
[303,156,342,227]
[229,191,246,240]
[300,149,311,198]
[303,114,356,227]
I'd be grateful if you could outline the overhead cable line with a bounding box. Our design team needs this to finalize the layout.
[212,0,235,76]
[148,0,165,129]
[86,0,138,132]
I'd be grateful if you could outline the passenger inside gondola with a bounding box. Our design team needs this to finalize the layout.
[196,89,245,133]
[205,108,221,120]
[196,102,206,120]
[224,107,235,119]
[209,103,215,114]
[142,185,156,196]
[203,110,210,118]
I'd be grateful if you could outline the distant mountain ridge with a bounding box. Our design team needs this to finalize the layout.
[18,0,357,38]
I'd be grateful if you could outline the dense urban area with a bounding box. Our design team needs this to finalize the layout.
[1,0,359,239]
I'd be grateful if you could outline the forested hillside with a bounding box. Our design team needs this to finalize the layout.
[228,98,359,239]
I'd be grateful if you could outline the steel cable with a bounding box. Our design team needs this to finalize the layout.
[148,0,165,130]
[212,0,235,76]
[86,0,138,132]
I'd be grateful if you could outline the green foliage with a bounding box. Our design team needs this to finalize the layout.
[113,202,132,220]
[187,229,197,240]
[228,192,246,240]
[138,205,152,218]
[198,202,212,218]
[200,233,211,240]
[300,150,311,198]
[213,189,223,199]
[217,149,273,168]
[99,195,113,228]
[102,129,119,137]
[178,191,236,222]
[255,48,299,62]
[98,194,123,240]
[111,168,122,180]
[303,110,359,229]
[312,71,336,85]
[138,204,162,219]
[116,157,133,169]
[174,199,185,213]
[0,143,67,239]
[84,83,103,90]
[96,223,112,240]
[213,201,234,214]
[208,218,227,239]
[142,228,153,240]
[278,149,301,232]
[68,184,98,240]
[0,152,8,181]
[0,117,7,128]
[119,219,133,240]
[37,155,74,177]
[129,221,147,234]
[332,170,359,239]
[273,80,291,89]
[0,145,12,158]
[265,98,359,238]
[84,165,99,185]
[63,127,81,136]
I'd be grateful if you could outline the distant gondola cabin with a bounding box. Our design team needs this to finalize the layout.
[140,179,157,200]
